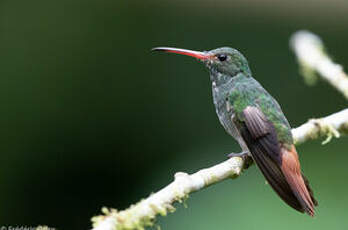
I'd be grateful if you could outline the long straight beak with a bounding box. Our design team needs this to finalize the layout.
[151,47,210,60]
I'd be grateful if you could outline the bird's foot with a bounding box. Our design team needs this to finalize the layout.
[227,151,253,169]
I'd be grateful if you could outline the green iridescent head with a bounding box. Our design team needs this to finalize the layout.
[205,47,251,77]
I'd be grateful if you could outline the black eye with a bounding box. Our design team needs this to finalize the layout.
[217,54,227,62]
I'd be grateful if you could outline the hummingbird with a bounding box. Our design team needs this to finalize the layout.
[152,46,317,216]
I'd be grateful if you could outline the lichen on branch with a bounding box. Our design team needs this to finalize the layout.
[91,107,348,230]
[290,30,348,99]
[91,157,245,230]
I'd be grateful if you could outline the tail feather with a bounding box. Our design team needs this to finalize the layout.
[302,173,318,207]
[280,146,317,216]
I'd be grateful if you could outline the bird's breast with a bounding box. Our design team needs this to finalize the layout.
[211,83,239,139]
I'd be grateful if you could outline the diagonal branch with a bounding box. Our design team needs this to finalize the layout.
[292,109,348,145]
[91,31,348,230]
[290,30,348,99]
[91,157,245,230]
[91,109,348,230]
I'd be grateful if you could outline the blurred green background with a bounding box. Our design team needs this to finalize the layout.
[0,0,347,229]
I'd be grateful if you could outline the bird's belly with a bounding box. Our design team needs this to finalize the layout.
[212,84,250,152]
[216,106,239,138]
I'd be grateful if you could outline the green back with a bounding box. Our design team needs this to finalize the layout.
[228,75,293,145]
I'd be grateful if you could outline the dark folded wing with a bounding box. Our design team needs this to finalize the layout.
[240,106,305,213]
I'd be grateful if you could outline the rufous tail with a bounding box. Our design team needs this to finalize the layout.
[280,145,317,216]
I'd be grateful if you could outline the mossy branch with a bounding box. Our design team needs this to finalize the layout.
[91,109,348,230]
[91,30,348,230]
[290,30,348,99]
[91,158,245,230]
[292,109,348,145]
